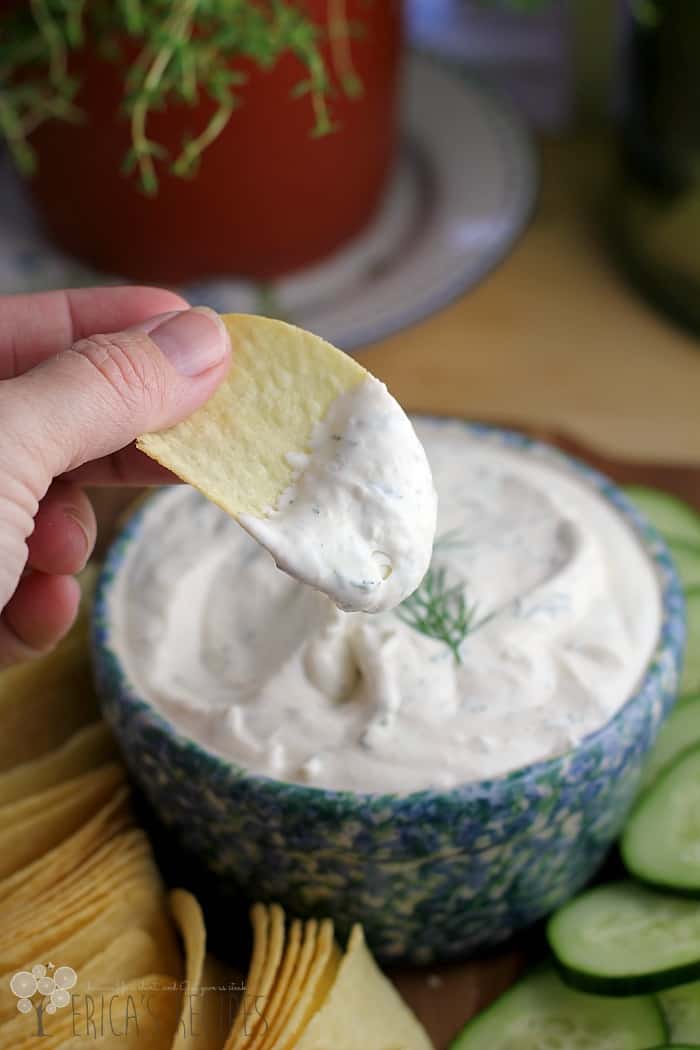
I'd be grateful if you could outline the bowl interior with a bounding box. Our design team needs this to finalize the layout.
[92,419,686,806]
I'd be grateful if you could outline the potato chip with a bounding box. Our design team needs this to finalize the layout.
[67,927,173,999]
[137,314,366,521]
[246,919,302,1050]
[0,763,125,879]
[3,911,178,1050]
[0,785,131,905]
[227,903,285,1050]
[257,920,318,1050]
[295,924,433,1050]
[170,890,207,1050]
[199,955,244,1050]
[264,919,340,1050]
[0,760,121,832]
[0,806,136,923]
[2,828,154,940]
[0,722,117,807]
[0,883,165,1027]
[1,881,157,978]
[169,890,245,1050]
[0,594,101,773]
[223,903,270,1050]
[137,909,184,987]
[0,862,164,976]
[1,840,157,956]
[244,904,286,1048]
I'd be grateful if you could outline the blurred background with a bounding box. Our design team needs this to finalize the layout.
[1,0,699,469]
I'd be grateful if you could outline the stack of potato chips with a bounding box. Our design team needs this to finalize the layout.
[0,582,433,1050]
[220,905,433,1050]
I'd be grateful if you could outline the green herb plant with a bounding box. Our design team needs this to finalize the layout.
[0,0,364,195]
[395,532,494,663]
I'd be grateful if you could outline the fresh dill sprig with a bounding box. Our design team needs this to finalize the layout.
[395,565,488,664]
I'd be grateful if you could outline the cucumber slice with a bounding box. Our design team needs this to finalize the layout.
[623,486,700,547]
[547,881,700,994]
[659,978,700,1044]
[641,695,700,789]
[670,540,700,590]
[682,589,700,695]
[623,744,700,894]
[448,966,665,1050]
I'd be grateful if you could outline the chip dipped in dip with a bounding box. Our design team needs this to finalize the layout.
[137,313,436,616]
[112,421,662,794]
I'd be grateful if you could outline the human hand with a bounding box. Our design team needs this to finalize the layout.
[0,286,231,668]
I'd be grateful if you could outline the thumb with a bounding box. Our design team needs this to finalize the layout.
[1,306,230,481]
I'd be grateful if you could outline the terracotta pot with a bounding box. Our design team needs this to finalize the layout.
[27,1,403,282]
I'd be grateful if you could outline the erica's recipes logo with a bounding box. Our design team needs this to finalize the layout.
[9,966,260,1041]
[10,962,78,1036]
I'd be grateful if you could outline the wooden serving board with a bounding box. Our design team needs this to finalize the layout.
[90,436,700,1050]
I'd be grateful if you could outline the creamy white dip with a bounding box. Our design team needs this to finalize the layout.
[239,376,436,613]
[113,421,662,795]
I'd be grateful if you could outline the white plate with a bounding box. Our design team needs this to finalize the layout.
[0,55,537,351]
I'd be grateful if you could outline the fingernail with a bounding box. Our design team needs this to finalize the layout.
[64,507,91,566]
[146,307,230,377]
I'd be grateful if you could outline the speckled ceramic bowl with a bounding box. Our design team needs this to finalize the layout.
[92,423,685,964]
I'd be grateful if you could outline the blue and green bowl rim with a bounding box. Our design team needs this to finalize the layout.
[92,419,686,808]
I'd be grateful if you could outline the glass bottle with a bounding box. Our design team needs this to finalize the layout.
[615,0,700,334]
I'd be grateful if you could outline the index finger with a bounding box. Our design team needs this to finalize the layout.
[0,285,189,378]
[62,445,179,486]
